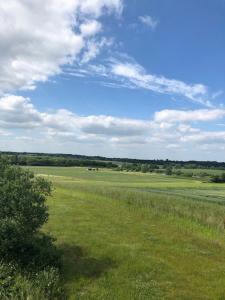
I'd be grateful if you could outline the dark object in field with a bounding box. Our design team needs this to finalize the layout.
[210,173,225,183]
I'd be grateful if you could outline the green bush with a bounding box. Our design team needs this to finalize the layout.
[211,173,225,183]
[165,167,173,176]
[0,262,65,300]
[0,158,65,299]
[0,158,61,268]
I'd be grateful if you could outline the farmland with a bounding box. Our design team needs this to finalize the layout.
[28,166,225,299]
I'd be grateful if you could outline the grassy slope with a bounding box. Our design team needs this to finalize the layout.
[28,167,225,299]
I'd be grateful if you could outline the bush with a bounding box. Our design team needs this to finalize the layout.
[175,170,182,176]
[0,158,64,299]
[0,158,61,267]
[165,167,173,176]
[210,173,225,183]
[0,262,65,300]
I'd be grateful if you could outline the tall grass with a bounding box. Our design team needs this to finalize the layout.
[54,180,225,233]
[0,262,65,300]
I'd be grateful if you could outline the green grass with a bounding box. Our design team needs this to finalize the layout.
[27,167,225,299]
[178,168,225,175]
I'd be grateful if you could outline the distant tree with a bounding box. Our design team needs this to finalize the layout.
[175,170,182,176]
[185,172,193,178]
[211,175,221,183]
[165,167,173,176]
[211,173,225,183]
[148,164,154,172]
[221,173,225,182]
[141,164,148,173]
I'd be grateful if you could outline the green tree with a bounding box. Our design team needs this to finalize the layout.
[0,158,60,268]
[165,167,173,176]
[141,164,148,173]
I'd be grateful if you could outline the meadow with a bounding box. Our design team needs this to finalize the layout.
[28,166,225,299]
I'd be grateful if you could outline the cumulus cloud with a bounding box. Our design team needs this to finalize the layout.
[0,95,150,138]
[0,95,41,128]
[80,20,102,37]
[154,109,225,123]
[79,115,150,136]
[1,95,225,158]
[78,0,123,17]
[0,0,123,93]
[180,131,225,144]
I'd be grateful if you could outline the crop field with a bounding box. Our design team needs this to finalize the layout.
[28,166,225,299]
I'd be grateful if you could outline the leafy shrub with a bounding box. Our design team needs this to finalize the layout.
[0,262,65,300]
[165,167,173,176]
[211,173,225,183]
[0,158,65,299]
[0,158,61,268]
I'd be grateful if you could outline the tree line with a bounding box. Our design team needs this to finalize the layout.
[1,151,225,170]
[116,163,225,182]
[5,153,117,168]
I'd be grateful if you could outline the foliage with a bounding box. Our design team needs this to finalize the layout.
[210,173,225,183]
[2,150,225,170]
[0,158,64,299]
[5,153,117,168]
[165,167,172,176]
[0,262,64,300]
[0,157,60,266]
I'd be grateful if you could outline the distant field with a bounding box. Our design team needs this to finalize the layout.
[28,166,225,299]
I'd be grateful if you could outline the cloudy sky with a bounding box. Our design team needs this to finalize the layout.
[0,0,225,160]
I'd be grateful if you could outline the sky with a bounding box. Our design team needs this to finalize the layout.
[0,0,225,161]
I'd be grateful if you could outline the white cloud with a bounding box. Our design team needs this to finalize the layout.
[81,38,113,64]
[111,62,209,105]
[80,20,102,37]
[70,58,210,105]
[2,95,225,159]
[78,0,123,17]
[0,95,150,138]
[139,15,158,30]
[180,131,225,144]
[212,90,223,100]
[79,115,150,136]
[154,109,225,123]
[0,0,123,93]
[0,95,41,128]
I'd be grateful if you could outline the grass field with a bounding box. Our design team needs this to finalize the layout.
[28,166,225,299]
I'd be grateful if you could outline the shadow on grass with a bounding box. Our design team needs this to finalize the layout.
[59,244,116,281]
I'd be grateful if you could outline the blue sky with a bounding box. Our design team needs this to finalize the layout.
[0,0,225,160]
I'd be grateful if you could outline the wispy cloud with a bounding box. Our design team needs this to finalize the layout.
[110,61,210,105]
[212,90,223,100]
[139,15,159,30]
[70,56,210,106]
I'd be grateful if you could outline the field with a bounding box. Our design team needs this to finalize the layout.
[28,166,225,299]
